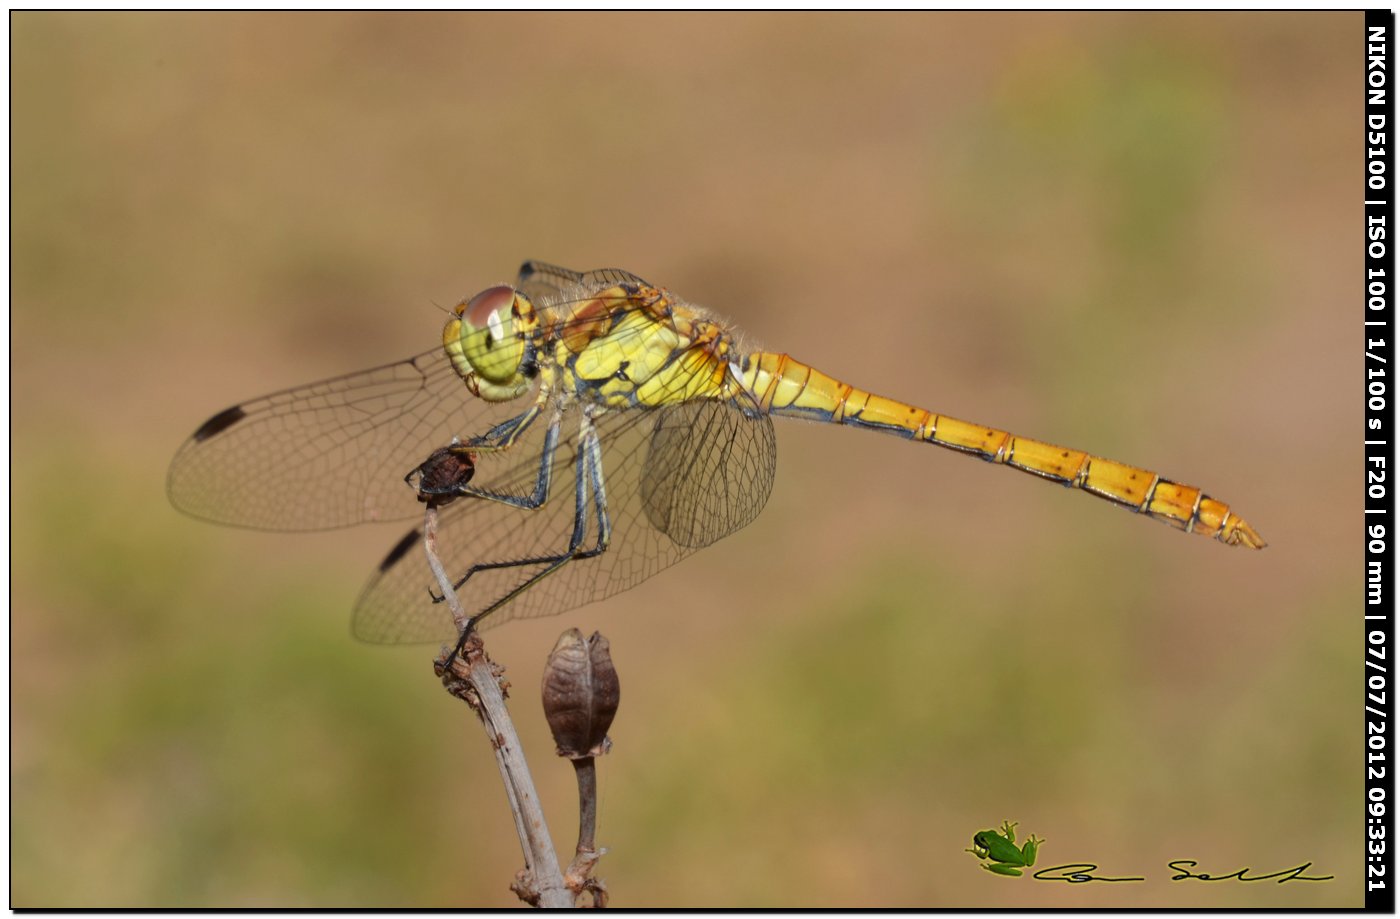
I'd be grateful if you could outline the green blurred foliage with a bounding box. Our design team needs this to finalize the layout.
[12,12,1358,907]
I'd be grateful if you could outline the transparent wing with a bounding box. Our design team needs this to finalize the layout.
[516,260,655,307]
[514,260,583,305]
[169,272,671,533]
[352,391,777,643]
[167,349,499,531]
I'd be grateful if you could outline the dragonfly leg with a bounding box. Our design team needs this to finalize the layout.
[448,411,612,596]
[445,413,614,658]
[409,402,551,507]
[420,409,562,512]
[455,413,561,510]
[435,426,585,601]
[465,404,543,452]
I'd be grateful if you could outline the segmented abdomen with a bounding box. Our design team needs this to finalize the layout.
[739,351,1265,549]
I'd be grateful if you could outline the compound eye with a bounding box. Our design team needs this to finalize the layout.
[449,284,527,389]
[462,285,516,343]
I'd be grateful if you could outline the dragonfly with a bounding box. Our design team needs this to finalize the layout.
[168,261,1265,645]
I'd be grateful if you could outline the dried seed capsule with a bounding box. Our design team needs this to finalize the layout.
[410,445,476,508]
[542,629,620,759]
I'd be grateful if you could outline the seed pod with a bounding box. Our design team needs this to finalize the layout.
[411,445,476,508]
[542,629,620,759]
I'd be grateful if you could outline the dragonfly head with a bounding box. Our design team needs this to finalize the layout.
[445,285,535,401]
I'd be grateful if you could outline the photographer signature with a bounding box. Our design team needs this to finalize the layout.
[964,822,1332,884]
[1027,861,1333,884]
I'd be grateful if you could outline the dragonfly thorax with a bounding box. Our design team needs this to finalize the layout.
[444,285,537,402]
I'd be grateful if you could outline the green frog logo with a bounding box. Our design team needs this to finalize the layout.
[966,821,1044,877]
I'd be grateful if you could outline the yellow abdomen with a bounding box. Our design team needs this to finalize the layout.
[739,351,1264,549]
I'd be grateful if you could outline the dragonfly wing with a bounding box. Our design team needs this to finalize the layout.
[515,260,584,305]
[516,261,657,307]
[352,392,777,642]
[167,348,522,531]
[580,267,655,288]
[641,397,777,549]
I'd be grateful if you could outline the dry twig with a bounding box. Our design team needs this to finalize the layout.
[423,505,573,908]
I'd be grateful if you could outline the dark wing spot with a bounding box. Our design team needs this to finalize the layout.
[192,405,247,441]
[378,530,421,572]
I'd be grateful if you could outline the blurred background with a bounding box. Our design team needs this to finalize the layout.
[12,12,1358,907]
